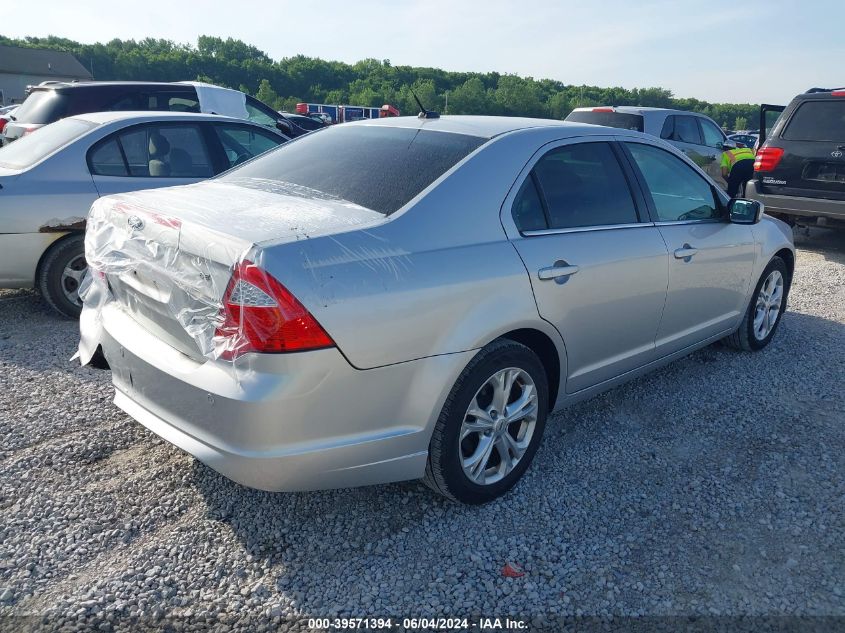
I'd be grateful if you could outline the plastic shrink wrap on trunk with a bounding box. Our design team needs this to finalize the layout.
[77,178,384,369]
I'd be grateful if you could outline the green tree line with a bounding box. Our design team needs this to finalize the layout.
[1,34,757,129]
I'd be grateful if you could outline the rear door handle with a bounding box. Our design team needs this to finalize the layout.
[538,263,579,280]
[674,245,698,260]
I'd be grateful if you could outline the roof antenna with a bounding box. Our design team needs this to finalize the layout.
[412,90,440,120]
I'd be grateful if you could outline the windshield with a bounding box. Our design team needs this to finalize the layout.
[565,110,645,132]
[11,90,70,124]
[0,118,96,170]
[223,125,486,214]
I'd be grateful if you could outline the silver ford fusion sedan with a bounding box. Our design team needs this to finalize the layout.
[78,116,795,504]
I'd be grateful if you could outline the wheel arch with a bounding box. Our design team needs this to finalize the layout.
[496,327,562,409]
[774,247,795,289]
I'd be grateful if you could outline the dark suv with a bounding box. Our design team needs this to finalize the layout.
[747,88,845,228]
[1,81,289,145]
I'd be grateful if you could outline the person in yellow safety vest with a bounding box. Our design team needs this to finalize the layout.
[720,145,756,198]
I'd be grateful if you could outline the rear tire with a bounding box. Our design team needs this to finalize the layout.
[724,256,788,351]
[424,339,549,504]
[37,235,86,319]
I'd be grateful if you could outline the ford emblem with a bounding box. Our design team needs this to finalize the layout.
[127,215,145,231]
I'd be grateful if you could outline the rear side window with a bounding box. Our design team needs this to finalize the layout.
[564,110,644,132]
[11,90,69,124]
[783,101,845,142]
[89,123,213,178]
[89,139,127,176]
[225,125,485,215]
[511,177,547,232]
[666,115,703,145]
[513,142,638,231]
[146,93,200,112]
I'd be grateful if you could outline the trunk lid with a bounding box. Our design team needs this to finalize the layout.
[85,178,386,360]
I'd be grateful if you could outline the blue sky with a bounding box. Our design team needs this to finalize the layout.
[4,0,841,104]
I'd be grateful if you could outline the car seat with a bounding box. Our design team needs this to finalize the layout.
[148,132,171,177]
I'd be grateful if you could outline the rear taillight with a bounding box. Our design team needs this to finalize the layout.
[592,107,614,112]
[0,118,7,133]
[831,90,845,97]
[214,261,334,360]
[754,147,784,172]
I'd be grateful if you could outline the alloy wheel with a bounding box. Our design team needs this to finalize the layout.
[459,367,538,486]
[753,269,784,341]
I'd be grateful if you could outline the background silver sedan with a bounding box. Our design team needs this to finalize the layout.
[79,116,795,504]
[0,111,287,317]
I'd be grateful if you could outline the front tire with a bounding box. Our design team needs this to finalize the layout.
[37,235,87,319]
[724,256,789,351]
[424,339,549,504]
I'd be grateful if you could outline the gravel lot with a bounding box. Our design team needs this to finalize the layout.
[0,229,843,631]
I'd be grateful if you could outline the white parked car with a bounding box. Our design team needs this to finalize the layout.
[0,111,288,316]
[566,106,735,188]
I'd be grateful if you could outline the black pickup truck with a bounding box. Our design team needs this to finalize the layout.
[746,88,845,229]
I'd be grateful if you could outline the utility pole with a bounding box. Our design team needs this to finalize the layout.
[445,90,449,114]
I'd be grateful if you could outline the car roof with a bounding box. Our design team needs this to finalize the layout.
[570,105,707,116]
[69,111,251,125]
[345,115,584,139]
[32,81,197,91]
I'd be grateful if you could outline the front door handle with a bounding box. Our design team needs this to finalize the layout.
[674,244,698,260]
[538,263,579,281]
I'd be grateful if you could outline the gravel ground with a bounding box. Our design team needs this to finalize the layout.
[0,228,843,632]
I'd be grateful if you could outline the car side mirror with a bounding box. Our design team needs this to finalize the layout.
[729,198,764,224]
[720,140,738,150]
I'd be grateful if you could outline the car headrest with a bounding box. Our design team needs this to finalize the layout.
[148,132,170,159]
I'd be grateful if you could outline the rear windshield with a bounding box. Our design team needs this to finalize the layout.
[0,118,96,169]
[565,111,644,132]
[783,100,845,142]
[11,90,70,124]
[223,125,486,214]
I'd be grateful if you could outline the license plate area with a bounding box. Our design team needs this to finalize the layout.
[804,161,845,184]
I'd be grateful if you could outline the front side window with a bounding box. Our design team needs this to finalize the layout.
[245,98,278,127]
[214,124,285,169]
[626,143,719,222]
[699,119,725,148]
[224,125,485,215]
[89,123,213,178]
[521,142,638,230]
